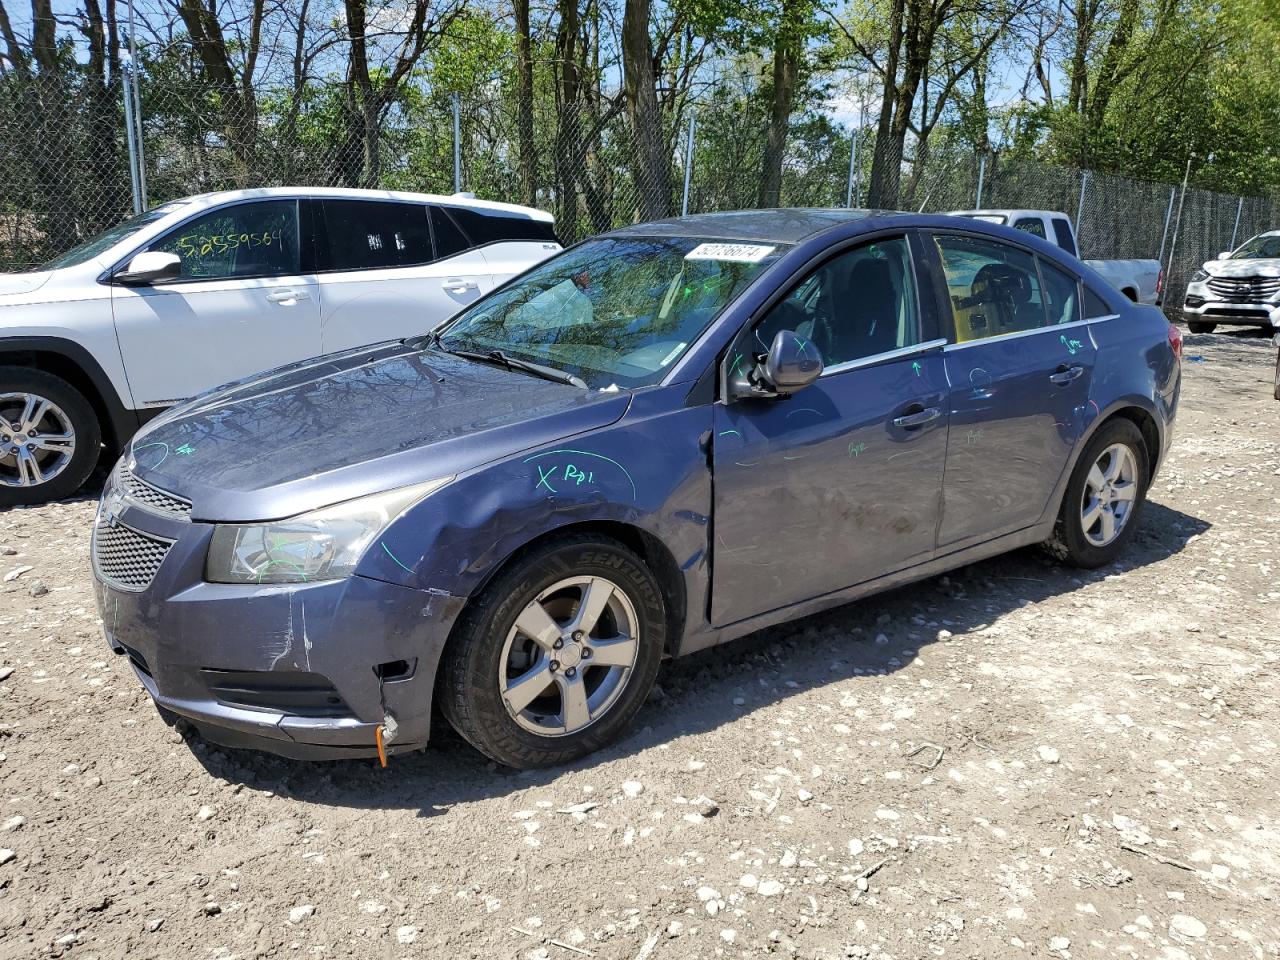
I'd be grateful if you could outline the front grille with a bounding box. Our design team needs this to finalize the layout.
[200,669,354,718]
[120,468,192,519]
[1205,276,1280,303]
[92,520,173,591]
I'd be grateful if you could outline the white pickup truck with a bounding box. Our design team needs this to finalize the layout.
[950,209,1163,306]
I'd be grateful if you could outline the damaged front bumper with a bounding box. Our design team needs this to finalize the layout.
[91,499,464,761]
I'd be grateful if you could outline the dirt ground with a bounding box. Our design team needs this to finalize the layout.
[0,329,1277,960]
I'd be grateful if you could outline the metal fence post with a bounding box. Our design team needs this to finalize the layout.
[125,0,147,209]
[1164,155,1194,291]
[975,153,986,208]
[1155,187,1176,266]
[681,109,696,217]
[846,124,859,208]
[120,50,143,215]
[1075,170,1090,241]
[452,93,462,193]
[1229,197,1243,250]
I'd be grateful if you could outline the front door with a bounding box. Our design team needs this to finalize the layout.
[927,231,1097,549]
[111,199,321,406]
[711,235,949,627]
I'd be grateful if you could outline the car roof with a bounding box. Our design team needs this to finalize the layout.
[175,186,553,222]
[606,208,908,244]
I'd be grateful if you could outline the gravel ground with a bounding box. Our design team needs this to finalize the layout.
[1,330,1278,960]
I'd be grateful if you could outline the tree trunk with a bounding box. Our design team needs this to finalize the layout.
[622,0,670,220]
[866,0,905,208]
[758,1,801,208]
[553,0,583,237]
[514,0,537,206]
[342,0,380,187]
[176,0,258,177]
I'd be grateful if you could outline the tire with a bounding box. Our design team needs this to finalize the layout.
[1273,349,1280,402]
[1046,418,1150,569]
[1188,321,1216,334]
[439,534,666,769]
[0,366,101,507]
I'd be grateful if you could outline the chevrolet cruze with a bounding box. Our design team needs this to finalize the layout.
[92,210,1181,769]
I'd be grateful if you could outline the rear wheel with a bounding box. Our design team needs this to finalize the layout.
[439,535,665,769]
[1046,418,1150,568]
[1273,346,1280,401]
[1188,321,1217,334]
[0,367,101,507]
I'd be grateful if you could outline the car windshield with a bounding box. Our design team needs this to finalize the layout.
[1230,234,1280,259]
[39,202,189,270]
[435,236,788,389]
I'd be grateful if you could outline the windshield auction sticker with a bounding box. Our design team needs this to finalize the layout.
[685,243,777,262]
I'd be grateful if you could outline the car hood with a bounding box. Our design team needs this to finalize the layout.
[128,341,631,521]
[1204,258,1280,278]
[0,271,51,298]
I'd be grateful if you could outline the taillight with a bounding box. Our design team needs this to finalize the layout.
[1156,269,1165,298]
[1168,322,1183,361]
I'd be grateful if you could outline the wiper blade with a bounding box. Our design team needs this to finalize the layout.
[445,346,587,389]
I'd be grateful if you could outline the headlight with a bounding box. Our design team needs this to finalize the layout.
[1190,269,1209,284]
[205,476,453,584]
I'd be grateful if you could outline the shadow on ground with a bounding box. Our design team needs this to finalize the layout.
[179,500,1209,814]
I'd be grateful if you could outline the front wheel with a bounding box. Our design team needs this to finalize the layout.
[0,367,101,507]
[1046,418,1150,568]
[1187,321,1217,334]
[439,535,666,769]
[1272,346,1280,401]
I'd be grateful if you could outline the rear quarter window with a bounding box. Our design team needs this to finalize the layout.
[445,207,560,246]
[1083,286,1114,318]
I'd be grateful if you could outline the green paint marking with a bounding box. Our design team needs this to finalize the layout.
[848,441,866,458]
[535,465,558,493]
[133,440,169,469]
[1060,334,1084,355]
[175,443,195,456]
[730,353,746,377]
[522,449,637,500]
[381,541,415,575]
[718,429,742,438]
[912,361,922,376]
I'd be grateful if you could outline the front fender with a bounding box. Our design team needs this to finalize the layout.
[359,388,713,635]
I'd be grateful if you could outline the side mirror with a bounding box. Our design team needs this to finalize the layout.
[115,251,181,286]
[764,329,824,393]
[1217,251,1232,261]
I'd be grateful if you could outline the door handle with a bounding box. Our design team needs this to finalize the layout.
[266,288,309,303]
[442,278,480,294]
[1049,364,1085,384]
[892,406,942,429]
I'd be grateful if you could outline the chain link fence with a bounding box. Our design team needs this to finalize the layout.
[2,73,1277,314]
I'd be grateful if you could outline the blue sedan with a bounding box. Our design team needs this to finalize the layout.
[91,210,1182,768]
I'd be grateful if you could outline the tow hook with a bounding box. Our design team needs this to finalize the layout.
[375,712,399,768]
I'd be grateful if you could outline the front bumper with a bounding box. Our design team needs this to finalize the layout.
[92,497,465,760]
[1182,284,1280,327]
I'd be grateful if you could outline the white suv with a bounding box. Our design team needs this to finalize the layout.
[0,187,560,504]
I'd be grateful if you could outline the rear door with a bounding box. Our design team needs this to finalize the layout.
[711,233,949,625]
[926,230,1096,550]
[313,199,494,352]
[110,198,321,405]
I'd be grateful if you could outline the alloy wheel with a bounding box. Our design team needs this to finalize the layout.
[1080,442,1138,548]
[0,392,76,488]
[499,575,639,737]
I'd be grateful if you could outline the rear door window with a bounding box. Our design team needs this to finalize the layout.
[1039,259,1082,325]
[933,234,1046,342]
[317,200,432,271]
[1051,218,1078,256]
